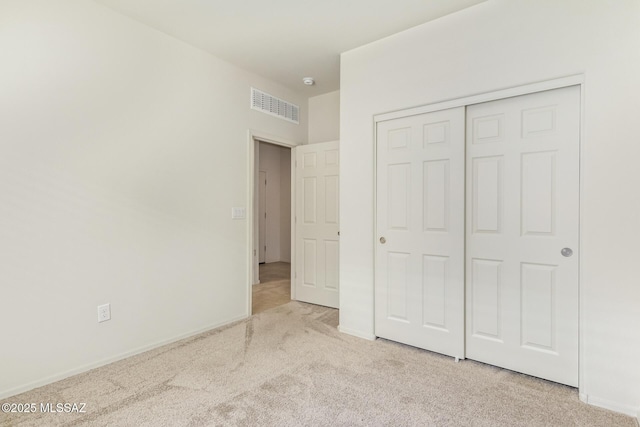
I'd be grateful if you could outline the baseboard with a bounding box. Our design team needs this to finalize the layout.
[337,325,376,341]
[0,313,248,400]
[580,393,640,419]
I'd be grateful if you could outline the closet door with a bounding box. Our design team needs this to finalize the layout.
[465,86,580,386]
[375,107,465,360]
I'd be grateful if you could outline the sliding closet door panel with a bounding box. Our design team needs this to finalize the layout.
[375,107,465,359]
[465,86,580,387]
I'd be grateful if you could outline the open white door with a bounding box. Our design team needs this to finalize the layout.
[375,107,465,359]
[294,141,339,308]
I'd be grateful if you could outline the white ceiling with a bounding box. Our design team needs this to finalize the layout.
[94,0,486,96]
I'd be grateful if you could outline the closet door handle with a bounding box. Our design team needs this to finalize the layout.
[561,248,573,257]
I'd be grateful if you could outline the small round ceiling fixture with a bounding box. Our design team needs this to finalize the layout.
[302,77,315,86]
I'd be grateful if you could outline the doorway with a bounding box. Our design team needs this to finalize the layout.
[247,133,342,316]
[374,84,581,387]
[253,140,292,314]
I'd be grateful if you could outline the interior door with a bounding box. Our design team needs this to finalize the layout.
[465,86,580,386]
[258,170,267,264]
[294,141,340,308]
[375,107,465,359]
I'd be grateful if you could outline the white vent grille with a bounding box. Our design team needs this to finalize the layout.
[251,87,299,124]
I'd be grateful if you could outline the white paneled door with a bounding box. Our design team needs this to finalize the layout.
[375,86,580,386]
[295,141,340,308]
[466,86,580,386]
[375,107,466,359]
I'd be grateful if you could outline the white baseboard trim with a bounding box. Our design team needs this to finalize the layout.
[580,393,640,419]
[0,314,248,400]
[337,325,376,341]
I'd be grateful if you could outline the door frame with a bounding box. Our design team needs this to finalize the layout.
[247,130,299,316]
[372,74,586,394]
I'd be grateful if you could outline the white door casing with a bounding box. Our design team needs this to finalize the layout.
[375,107,465,359]
[465,85,580,386]
[294,141,340,308]
[259,171,267,264]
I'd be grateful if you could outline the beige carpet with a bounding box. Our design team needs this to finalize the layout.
[1,302,636,427]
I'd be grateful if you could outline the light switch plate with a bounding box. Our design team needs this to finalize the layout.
[231,207,246,219]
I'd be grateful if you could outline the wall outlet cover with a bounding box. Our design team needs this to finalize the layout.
[97,303,111,323]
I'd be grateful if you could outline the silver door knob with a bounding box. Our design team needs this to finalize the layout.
[379,237,386,244]
[561,248,573,257]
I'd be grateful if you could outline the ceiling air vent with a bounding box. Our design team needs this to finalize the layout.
[251,87,299,124]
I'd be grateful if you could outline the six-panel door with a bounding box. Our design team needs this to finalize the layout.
[374,86,580,386]
[295,141,340,308]
[375,107,465,359]
[465,86,580,386]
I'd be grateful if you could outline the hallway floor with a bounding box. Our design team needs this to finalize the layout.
[252,262,291,314]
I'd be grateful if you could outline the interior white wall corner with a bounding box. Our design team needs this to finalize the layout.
[279,148,292,262]
[308,90,340,144]
[339,0,640,415]
[259,142,283,263]
[0,0,306,398]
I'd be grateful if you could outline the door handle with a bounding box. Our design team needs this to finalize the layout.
[379,237,386,244]
[561,248,573,257]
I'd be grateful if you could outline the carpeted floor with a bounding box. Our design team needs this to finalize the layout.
[1,302,636,426]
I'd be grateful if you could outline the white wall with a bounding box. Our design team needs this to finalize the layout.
[340,0,640,417]
[258,142,292,263]
[280,149,292,263]
[308,90,340,144]
[0,0,306,398]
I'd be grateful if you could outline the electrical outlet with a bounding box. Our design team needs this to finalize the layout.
[97,303,111,323]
